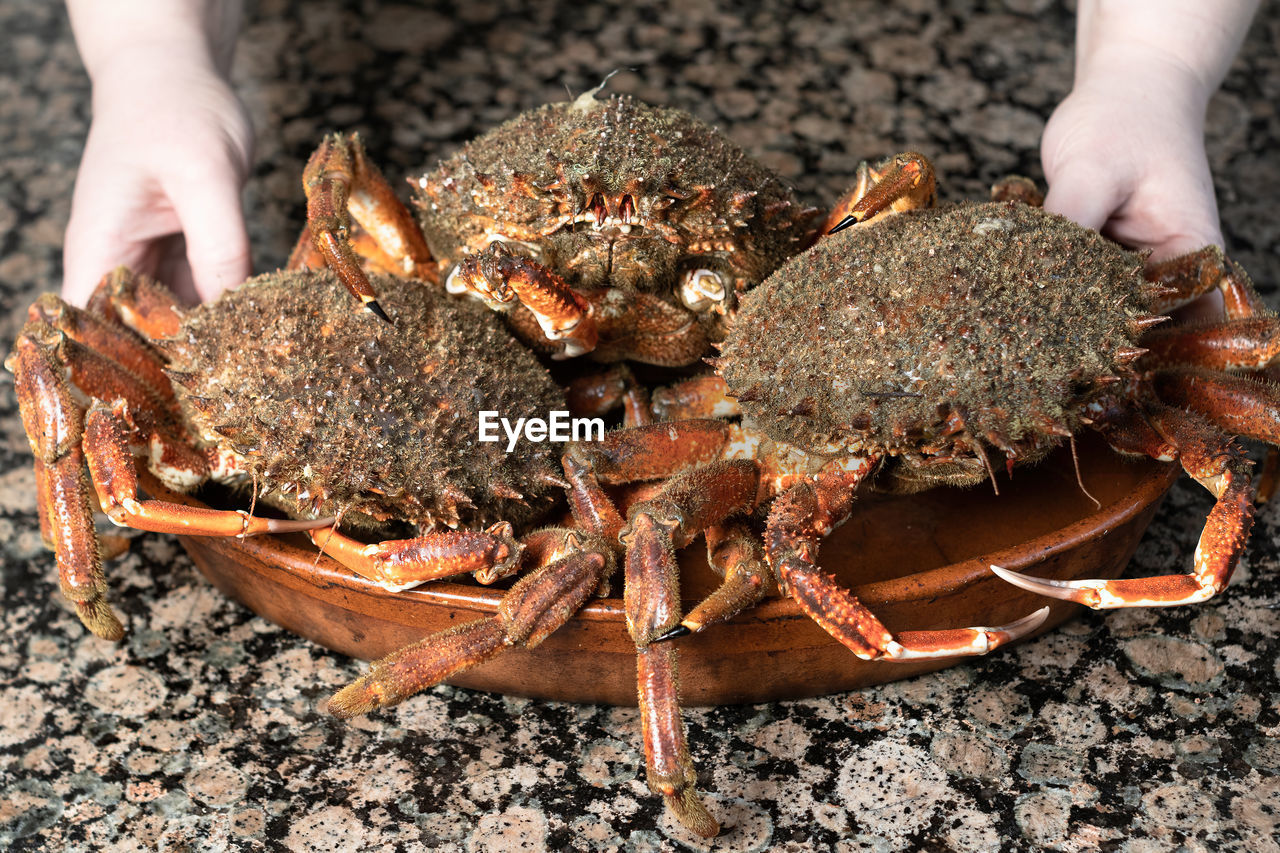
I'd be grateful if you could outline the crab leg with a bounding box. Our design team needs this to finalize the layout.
[449,243,598,359]
[563,365,653,427]
[768,462,1049,659]
[651,374,741,421]
[307,522,521,592]
[7,333,122,641]
[592,290,710,367]
[85,403,329,538]
[1152,367,1280,445]
[562,419,731,541]
[301,133,436,322]
[621,461,760,839]
[825,152,937,235]
[28,292,174,399]
[1142,317,1280,371]
[91,266,185,340]
[663,519,772,638]
[1144,246,1266,319]
[328,530,614,716]
[997,405,1254,608]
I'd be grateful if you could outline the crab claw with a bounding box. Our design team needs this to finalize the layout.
[880,606,1051,661]
[990,564,1217,609]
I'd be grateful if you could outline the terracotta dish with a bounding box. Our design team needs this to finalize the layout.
[176,434,1178,706]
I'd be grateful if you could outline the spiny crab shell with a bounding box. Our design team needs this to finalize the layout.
[414,93,817,336]
[162,270,566,530]
[722,201,1151,489]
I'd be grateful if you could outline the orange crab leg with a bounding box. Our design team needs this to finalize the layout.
[7,333,122,641]
[650,374,741,421]
[825,152,937,235]
[1152,367,1280,445]
[671,520,772,636]
[1142,318,1280,372]
[768,461,1049,659]
[32,457,55,549]
[84,404,329,538]
[307,522,521,592]
[1144,246,1266,319]
[328,533,614,717]
[28,292,174,399]
[620,462,760,839]
[91,267,185,340]
[637,644,718,837]
[562,419,731,541]
[302,133,436,322]
[996,405,1254,608]
[449,244,598,359]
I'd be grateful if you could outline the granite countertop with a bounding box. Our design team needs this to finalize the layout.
[2,1,1279,850]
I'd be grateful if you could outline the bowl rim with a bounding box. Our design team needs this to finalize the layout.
[173,453,1180,625]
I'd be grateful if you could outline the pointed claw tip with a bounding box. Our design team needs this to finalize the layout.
[1012,605,1052,633]
[828,215,857,235]
[652,624,692,644]
[366,300,393,324]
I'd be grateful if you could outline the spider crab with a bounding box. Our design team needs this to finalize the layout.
[7,259,620,651]
[294,89,822,371]
[326,151,1279,835]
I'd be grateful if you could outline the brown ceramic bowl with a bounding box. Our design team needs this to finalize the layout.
[175,433,1178,706]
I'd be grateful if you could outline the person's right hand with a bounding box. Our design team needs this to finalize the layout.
[62,56,254,306]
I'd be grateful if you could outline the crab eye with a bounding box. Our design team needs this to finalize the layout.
[678,268,727,313]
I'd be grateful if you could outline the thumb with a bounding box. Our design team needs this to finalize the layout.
[172,169,252,302]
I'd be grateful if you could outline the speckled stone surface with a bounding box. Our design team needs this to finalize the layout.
[2,1,1279,850]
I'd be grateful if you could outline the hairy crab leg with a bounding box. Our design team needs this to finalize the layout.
[650,374,741,421]
[1144,247,1280,501]
[91,267,185,340]
[1152,367,1280,444]
[290,228,415,278]
[448,243,598,359]
[301,133,436,321]
[28,291,174,399]
[562,419,732,542]
[825,151,938,235]
[661,519,772,638]
[85,403,331,538]
[621,461,760,839]
[768,463,1049,659]
[306,522,521,592]
[1141,317,1280,371]
[592,290,710,367]
[327,530,615,716]
[997,405,1254,608]
[7,332,122,640]
[1144,246,1266,319]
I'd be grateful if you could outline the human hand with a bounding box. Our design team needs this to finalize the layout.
[62,55,253,306]
[1041,59,1221,262]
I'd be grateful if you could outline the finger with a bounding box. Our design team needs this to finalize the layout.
[62,177,176,306]
[171,166,251,302]
[153,234,199,304]
[1042,162,1129,234]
